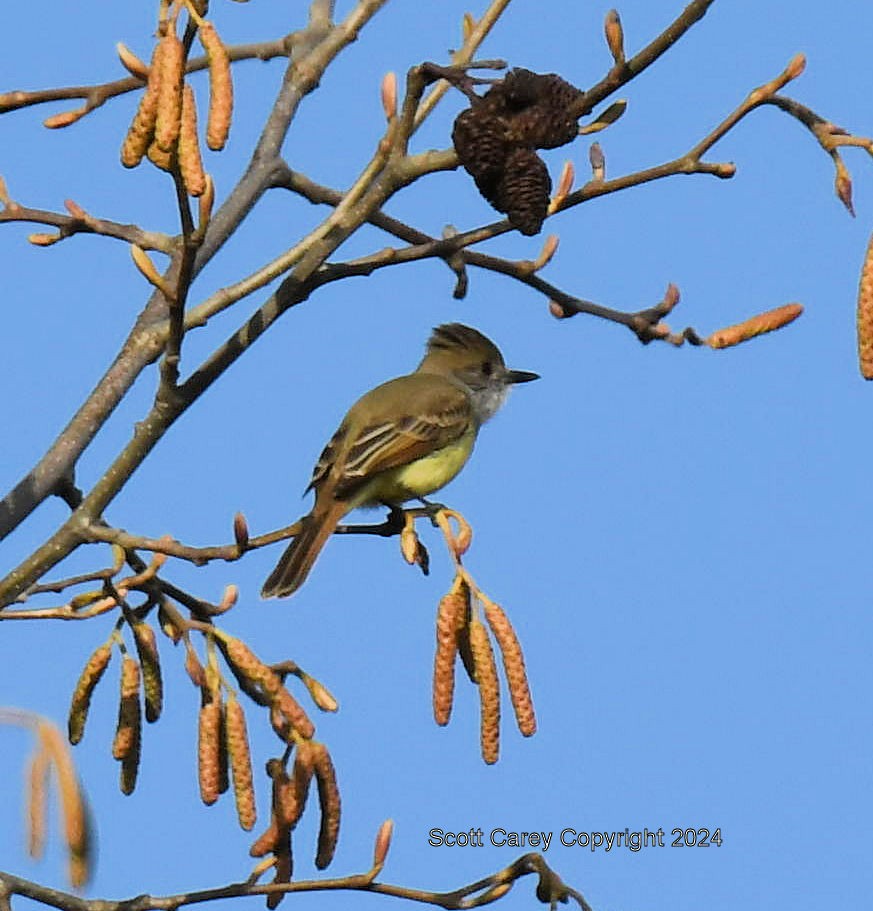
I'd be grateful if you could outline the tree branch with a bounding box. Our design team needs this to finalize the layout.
[0,851,590,911]
[0,197,173,252]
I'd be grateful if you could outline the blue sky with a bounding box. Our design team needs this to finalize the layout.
[2,2,872,911]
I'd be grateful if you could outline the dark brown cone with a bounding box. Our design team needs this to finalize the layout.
[508,71,585,149]
[494,147,551,236]
[481,69,584,149]
[452,107,509,198]
[452,68,583,230]
[492,67,544,110]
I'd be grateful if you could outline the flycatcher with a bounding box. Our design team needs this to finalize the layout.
[261,323,539,598]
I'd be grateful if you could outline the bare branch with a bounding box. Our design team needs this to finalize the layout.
[0,39,297,118]
[0,197,172,252]
[0,851,590,911]
[82,521,301,566]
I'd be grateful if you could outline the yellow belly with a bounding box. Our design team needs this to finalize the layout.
[353,428,476,507]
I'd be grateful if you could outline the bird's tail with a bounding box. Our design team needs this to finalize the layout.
[261,501,347,598]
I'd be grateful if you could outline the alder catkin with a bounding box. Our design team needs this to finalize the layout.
[27,748,50,859]
[261,758,295,904]
[199,21,233,151]
[121,42,164,168]
[225,695,257,831]
[68,642,113,744]
[311,742,341,869]
[146,139,173,172]
[433,591,465,725]
[112,657,141,759]
[707,303,803,350]
[223,636,266,682]
[217,701,230,795]
[185,644,207,688]
[154,34,186,152]
[469,621,500,764]
[858,230,873,379]
[178,85,206,197]
[249,818,280,858]
[198,699,222,805]
[40,723,92,888]
[269,762,297,830]
[274,686,315,740]
[222,635,315,737]
[132,622,163,723]
[454,585,477,683]
[113,657,142,795]
[287,741,315,828]
[482,600,536,737]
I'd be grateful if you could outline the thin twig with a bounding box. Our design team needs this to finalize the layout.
[83,522,301,565]
[0,200,173,252]
[0,39,298,117]
[80,507,423,567]
[0,595,121,622]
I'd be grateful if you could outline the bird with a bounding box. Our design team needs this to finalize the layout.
[261,323,539,598]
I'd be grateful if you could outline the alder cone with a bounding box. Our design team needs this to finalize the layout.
[489,67,544,111]
[485,69,585,149]
[494,147,552,236]
[452,107,508,199]
[507,89,582,149]
[452,68,583,232]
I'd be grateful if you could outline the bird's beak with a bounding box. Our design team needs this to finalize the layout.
[506,369,540,384]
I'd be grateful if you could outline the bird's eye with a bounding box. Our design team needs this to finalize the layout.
[481,361,493,376]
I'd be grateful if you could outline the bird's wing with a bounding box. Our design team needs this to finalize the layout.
[308,425,344,492]
[307,374,474,498]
